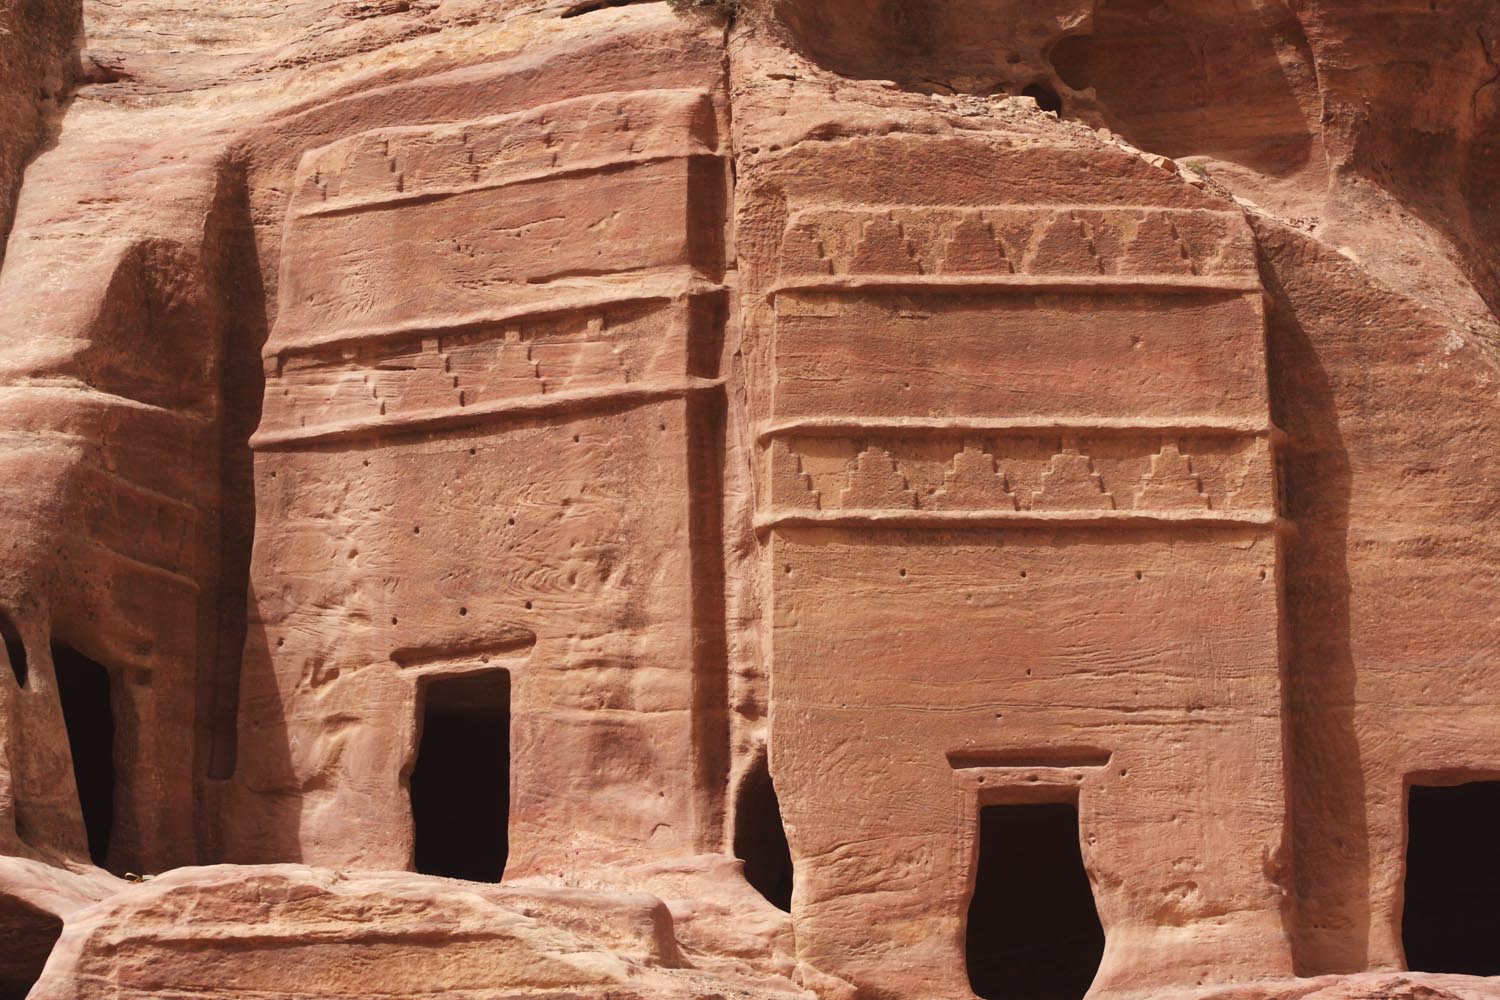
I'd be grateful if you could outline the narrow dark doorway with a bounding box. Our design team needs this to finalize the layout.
[966,802,1104,1000]
[1,613,25,688]
[410,670,510,882]
[0,897,63,1000]
[1022,81,1064,115]
[1402,781,1500,975]
[52,645,115,868]
[733,752,793,911]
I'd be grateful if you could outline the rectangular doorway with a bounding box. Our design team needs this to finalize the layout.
[52,644,116,869]
[410,670,511,882]
[965,801,1105,1000]
[1403,781,1500,975]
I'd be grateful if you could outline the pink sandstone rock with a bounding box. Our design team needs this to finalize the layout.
[0,1,1498,998]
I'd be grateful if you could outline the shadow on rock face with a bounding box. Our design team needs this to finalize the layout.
[0,894,63,1000]
[1049,0,1320,176]
[770,0,1092,98]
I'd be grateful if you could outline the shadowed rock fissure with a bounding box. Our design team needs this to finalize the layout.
[0,896,63,1000]
[205,156,271,784]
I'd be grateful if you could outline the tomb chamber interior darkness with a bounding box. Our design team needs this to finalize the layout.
[0,613,25,688]
[409,671,511,883]
[1401,782,1500,976]
[52,645,115,870]
[733,752,794,911]
[965,803,1105,1000]
[3,0,1500,998]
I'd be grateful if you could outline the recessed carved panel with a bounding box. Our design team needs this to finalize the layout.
[764,431,1274,522]
[776,205,1256,282]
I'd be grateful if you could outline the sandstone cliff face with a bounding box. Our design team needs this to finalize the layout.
[0,2,1498,999]
[0,0,79,269]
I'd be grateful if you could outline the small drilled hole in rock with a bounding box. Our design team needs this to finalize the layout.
[413,526,421,535]
[1020,570,1029,579]
[1135,570,1144,581]
[1022,81,1063,114]
[469,448,477,456]
[391,616,399,626]
[899,568,908,578]
[459,607,468,617]
[573,434,581,443]
[524,601,533,610]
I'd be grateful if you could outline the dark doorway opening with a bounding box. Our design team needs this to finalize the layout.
[1,613,25,688]
[733,752,793,911]
[0,896,63,1000]
[52,645,115,868]
[1402,781,1500,975]
[410,670,510,882]
[966,802,1104,1000]
[1022,81,1064,115]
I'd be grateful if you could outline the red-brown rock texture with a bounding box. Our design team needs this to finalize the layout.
[0,1,1498,998]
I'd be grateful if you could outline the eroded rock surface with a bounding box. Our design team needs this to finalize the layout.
[1,1,1498,998]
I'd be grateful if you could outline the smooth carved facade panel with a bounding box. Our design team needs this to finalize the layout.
[225,46,731,877]
[745,132,1292,998]
[766,433,1276,519]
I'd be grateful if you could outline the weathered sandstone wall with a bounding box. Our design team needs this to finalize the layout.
[0,2,1497,998]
